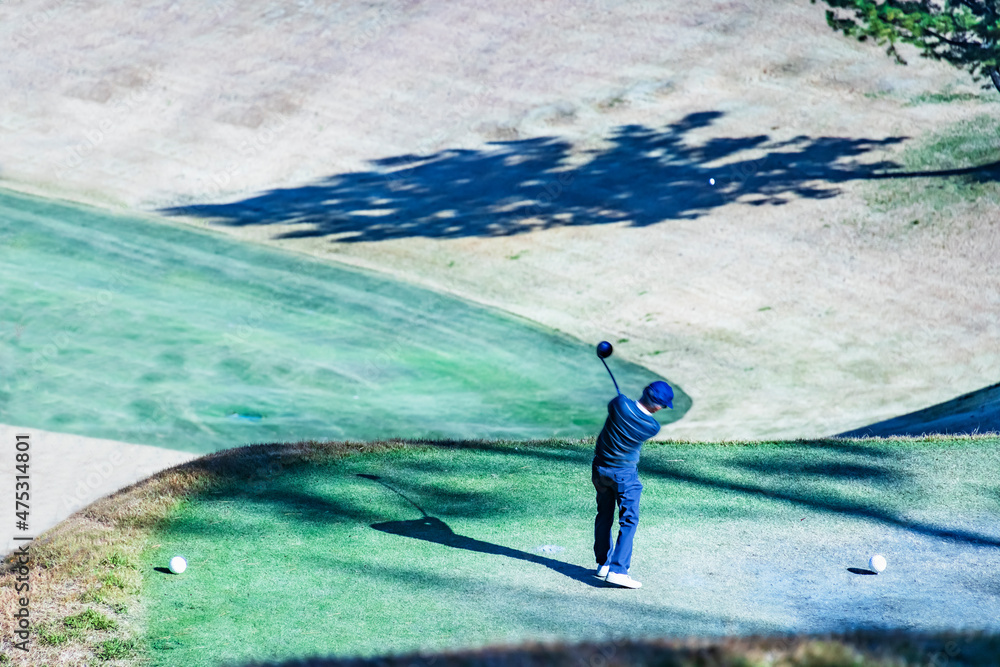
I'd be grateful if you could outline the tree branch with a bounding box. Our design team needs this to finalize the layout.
[922,27,977,48]
[953,0,989,17]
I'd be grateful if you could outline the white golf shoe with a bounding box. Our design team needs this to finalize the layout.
[594,564,610,579]
[604,571,642,588]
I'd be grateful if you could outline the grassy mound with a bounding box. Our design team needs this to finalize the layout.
[839,382,1000,437]
[3,436,999,666]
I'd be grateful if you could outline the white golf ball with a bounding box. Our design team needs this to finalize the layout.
[168,556,187,574]
[869,554,886,573]
[709,178,716,185]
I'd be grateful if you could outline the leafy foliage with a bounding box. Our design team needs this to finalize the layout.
[812,0,1000,93]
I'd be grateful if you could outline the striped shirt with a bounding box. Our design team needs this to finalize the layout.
[593,394,661,469]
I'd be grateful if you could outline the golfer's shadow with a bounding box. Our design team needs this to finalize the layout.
[371,516,606,587]
[360,475,605,587]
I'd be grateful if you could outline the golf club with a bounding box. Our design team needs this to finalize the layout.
[595,341,621,395]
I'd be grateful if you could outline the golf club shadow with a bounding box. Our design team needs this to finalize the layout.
[153,567,174,574]
[847,567,878,575]
[371,516,608,588]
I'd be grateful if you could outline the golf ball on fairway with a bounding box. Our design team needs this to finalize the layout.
[869,554,886,573]
[169,556,187,574]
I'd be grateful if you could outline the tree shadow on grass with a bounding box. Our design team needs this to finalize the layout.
[734,458,895,483]
[163,110,1000,243]
[793,438,901,459]
[163,111,922,242]
[422,439,1000,550]
[871,159,1000,182]
[643,454,1000,549]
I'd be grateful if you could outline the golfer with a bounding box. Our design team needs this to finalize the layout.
[592,380,673,589]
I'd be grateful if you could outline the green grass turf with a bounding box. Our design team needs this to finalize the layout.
[0,189,686,452]
[865,113,1000,221]
[141,436,1000,666]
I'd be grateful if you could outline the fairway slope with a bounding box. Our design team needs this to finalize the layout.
[2,0,998,441]
[0,188,687,454]
[839,382,1000,438]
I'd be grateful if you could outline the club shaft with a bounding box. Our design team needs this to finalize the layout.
[600,357,621,395]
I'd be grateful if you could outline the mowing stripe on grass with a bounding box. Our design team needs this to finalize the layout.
[0,189,687,453]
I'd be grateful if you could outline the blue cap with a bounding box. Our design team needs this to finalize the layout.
[641,381,674,409]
